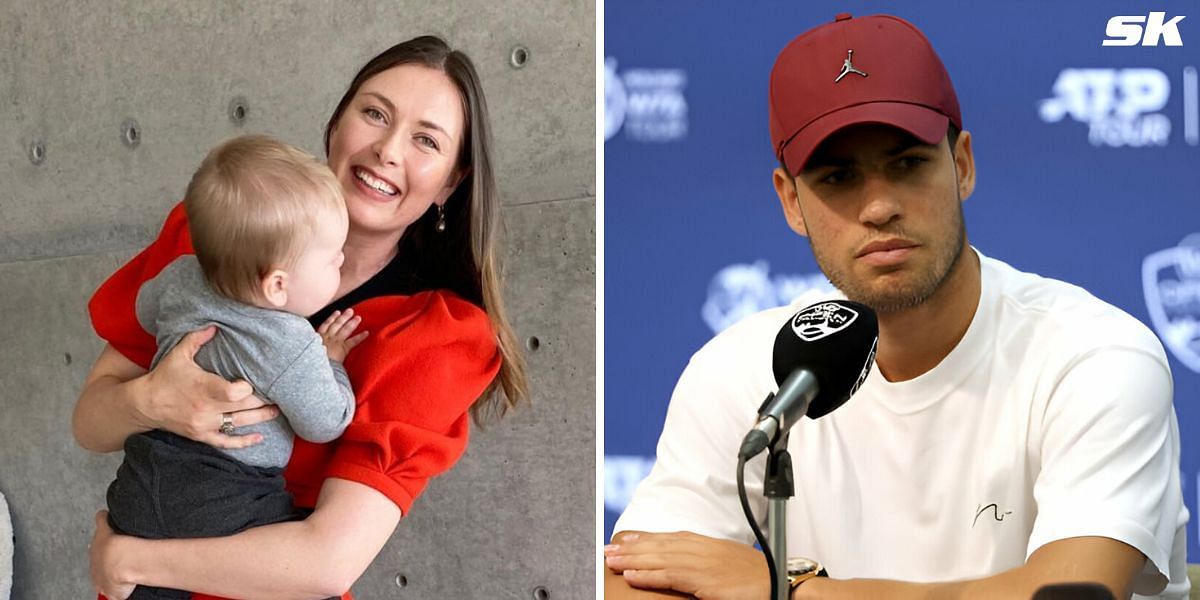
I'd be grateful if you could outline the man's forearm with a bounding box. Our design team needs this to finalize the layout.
[604,532,1140,600]
[604,566,691,599]
[795,575,1124,600]
[794,577,964,600]
[794,538,1139,600]
[605,565,1015,600]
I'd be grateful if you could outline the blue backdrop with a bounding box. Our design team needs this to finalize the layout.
[603,1,1200,563]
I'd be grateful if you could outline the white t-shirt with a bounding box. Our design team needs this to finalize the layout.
[615,252,1190,599]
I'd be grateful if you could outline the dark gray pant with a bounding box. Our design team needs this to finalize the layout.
[107,429,306,600]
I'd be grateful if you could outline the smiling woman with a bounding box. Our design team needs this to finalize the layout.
[320,38,524,413]
[320,38,525,417]
[75,36,528,600]
[329,66,465,243]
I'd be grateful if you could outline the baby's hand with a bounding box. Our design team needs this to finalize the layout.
[318,308,369,362]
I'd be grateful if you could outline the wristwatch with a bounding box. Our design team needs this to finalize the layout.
[786,557,827,593]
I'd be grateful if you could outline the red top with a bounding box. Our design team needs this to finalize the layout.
[91,202,501,600]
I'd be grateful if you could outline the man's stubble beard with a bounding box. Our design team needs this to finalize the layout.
[807,204,967,315]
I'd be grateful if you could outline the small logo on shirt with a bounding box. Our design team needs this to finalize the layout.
[972,503,1013,527]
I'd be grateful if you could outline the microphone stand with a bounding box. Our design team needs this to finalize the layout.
[764,431,793,600]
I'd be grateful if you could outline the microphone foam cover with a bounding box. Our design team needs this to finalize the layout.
[772,300,878,419]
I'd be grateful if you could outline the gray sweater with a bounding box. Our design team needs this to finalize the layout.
[136,256,355,468]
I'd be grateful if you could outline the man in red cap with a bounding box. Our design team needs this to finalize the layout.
[604,13,1188,600]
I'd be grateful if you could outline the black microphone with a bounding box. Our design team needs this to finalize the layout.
[738,300,878,459]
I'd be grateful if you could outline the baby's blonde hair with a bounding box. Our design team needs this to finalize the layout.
[185,135,344,304]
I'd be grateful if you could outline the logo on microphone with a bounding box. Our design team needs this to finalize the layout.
[791,302,859,342]
[1143,234,1200,373]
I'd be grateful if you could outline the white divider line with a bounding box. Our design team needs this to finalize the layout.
[1185,66,1198,146]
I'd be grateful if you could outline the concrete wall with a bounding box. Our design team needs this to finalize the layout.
[0,1,595,598]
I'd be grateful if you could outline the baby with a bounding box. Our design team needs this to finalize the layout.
[105,135,362,600]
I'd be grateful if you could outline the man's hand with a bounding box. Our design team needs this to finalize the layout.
[604,531,771,599]
[318,309,369,363]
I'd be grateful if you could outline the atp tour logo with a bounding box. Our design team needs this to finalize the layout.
[701,261,834,334]
[1143,234,1200,374]
[791,302,859,342]
[1038,68,1173,147]
[605,57,688,143]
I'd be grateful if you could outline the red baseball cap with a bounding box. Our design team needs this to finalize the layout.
[769,13,962,175]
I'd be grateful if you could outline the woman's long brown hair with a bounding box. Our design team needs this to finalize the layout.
[324,36,528,423]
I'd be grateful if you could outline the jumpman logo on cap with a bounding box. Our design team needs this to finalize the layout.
[835,49,869,83]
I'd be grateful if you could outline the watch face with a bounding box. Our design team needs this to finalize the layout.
[786,557,819,577]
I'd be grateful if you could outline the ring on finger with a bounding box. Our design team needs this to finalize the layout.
[220,412,236,435]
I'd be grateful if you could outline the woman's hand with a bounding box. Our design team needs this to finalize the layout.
[90,510,136,600]
[75,329,280,453]
[318,309,369,363]
[142,326,279,449]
